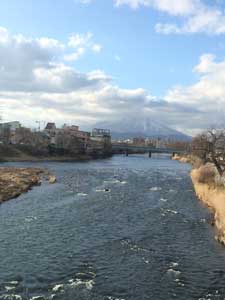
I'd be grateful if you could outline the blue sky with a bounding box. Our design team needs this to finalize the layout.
[1,0,225,135]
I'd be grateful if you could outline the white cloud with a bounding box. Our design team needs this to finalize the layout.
[91,43,102,53]
[74,0,93,4]
[0,27,10,43]
[63,47,85,61]
[163,54,225,131]
[76,0,225,36]
[2,26,225,135]
[65,32,102,61]
[114,0,198,15]
[38,37,65,50]
[68,32,93,48]
[166,54,225,104]
[0,27,107,93]
[115,0,225,35]
[193,53,216,73]
[114,54,121,61]
[0,28,160,129]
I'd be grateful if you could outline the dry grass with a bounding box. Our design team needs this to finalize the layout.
[194,164,216,185]
[0,167,48,202]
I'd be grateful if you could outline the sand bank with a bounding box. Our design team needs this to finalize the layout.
[0,167,53,203]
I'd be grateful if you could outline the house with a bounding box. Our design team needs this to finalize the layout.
[44,123,58,144]
[44,122,57,133]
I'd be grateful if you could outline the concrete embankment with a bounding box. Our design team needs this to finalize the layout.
[173,154,225,245]
[0,167,55,203]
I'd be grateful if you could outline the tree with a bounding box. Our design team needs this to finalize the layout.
[192,134,209,160]
[0,126,10,144]
[166,140,191,152]
[192,128,225,176]
[55,131,84,155]
[14,127,34,145]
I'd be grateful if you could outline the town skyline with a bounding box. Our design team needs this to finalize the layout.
[1,0,225,135]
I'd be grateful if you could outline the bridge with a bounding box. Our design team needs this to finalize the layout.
[112,144,185,157]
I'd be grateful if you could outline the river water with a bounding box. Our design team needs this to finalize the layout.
[1,155,225,300]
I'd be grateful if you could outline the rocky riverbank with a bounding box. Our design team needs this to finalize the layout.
[0,167,53,203]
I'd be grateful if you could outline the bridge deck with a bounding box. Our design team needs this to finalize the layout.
[112,144,184,154]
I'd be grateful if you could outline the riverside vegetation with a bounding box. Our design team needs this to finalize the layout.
[174,128,225,245]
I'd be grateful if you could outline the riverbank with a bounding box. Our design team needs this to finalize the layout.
[0,167,51,203]
[0,144,112,162]
[172,153,203,167]
[174,154,225,245]
[1,154,92,162]
[191,166,225,245]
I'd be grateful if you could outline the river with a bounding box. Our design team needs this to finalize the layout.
[1,154,225,300]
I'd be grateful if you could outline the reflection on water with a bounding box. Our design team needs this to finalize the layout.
[1,154,225,300]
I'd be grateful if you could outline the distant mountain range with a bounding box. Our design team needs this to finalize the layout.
[94,118,191,141]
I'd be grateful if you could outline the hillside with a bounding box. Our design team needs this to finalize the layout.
[95,117,191,141]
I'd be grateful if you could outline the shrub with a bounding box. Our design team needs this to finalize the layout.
[196,164,216,185]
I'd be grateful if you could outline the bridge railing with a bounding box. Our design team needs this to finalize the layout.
[112,144,185,154]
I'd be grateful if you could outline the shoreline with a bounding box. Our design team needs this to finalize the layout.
[0,167,53,203]
[174,154,225,245]
[0,154,113,163]
[191,168,225,245]
[0,154,112,203]
[0,156,92,163]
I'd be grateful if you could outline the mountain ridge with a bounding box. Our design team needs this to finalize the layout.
[94,118,191,141]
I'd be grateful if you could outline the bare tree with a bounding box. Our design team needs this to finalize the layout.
[192,134,209,160]
[166,140,191,152]
[14,127,34,145]
[192,128,225,176]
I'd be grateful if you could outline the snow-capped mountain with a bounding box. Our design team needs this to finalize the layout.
[94,118,191,141]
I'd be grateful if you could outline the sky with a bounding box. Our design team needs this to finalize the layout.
[1,0,225,135]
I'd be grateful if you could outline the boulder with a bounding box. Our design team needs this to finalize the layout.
[49,175,57,184]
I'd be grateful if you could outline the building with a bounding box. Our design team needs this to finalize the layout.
[76,130,91,149]
[44,122,57,134]
[91,128,111,143]
[61,124,90,149]
[155,138,166,149]
[89,128,112,156]
[44,123,58,144]
[0,121,21,131]
[0,121,21,144]
[62,124,79,133]
[133,137,145,146]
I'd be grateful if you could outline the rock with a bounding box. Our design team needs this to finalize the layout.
[49,175,57,184]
